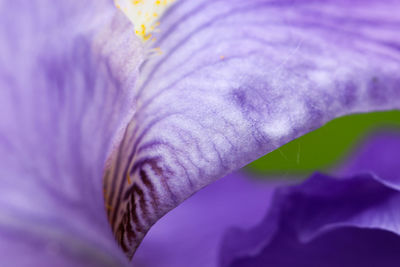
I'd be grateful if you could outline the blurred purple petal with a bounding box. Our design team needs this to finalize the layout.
[0,1,143,265]
[338,131,400,186]
[221,132,400,267]
[104,0,400,255]
[133,171,279,267]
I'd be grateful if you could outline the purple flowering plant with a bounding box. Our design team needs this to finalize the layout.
[0,0,399,266]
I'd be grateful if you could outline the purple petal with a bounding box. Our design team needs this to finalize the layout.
[0,1,143,265]
[104,0,400,256]
[221,132,400,267]
[338,131,400,186]
[132,171,278,267]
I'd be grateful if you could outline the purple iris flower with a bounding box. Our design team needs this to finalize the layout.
[0,0,399,266]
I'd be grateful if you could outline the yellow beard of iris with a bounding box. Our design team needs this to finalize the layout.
[115,0,176,42]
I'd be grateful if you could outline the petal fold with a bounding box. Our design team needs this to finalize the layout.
[105,0,400,256]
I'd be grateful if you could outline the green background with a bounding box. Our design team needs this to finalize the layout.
[246,110,400,178]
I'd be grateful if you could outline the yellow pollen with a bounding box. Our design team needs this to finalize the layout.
[115,0,176,42]
[126,173,132,185]
[153,47,163,54]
